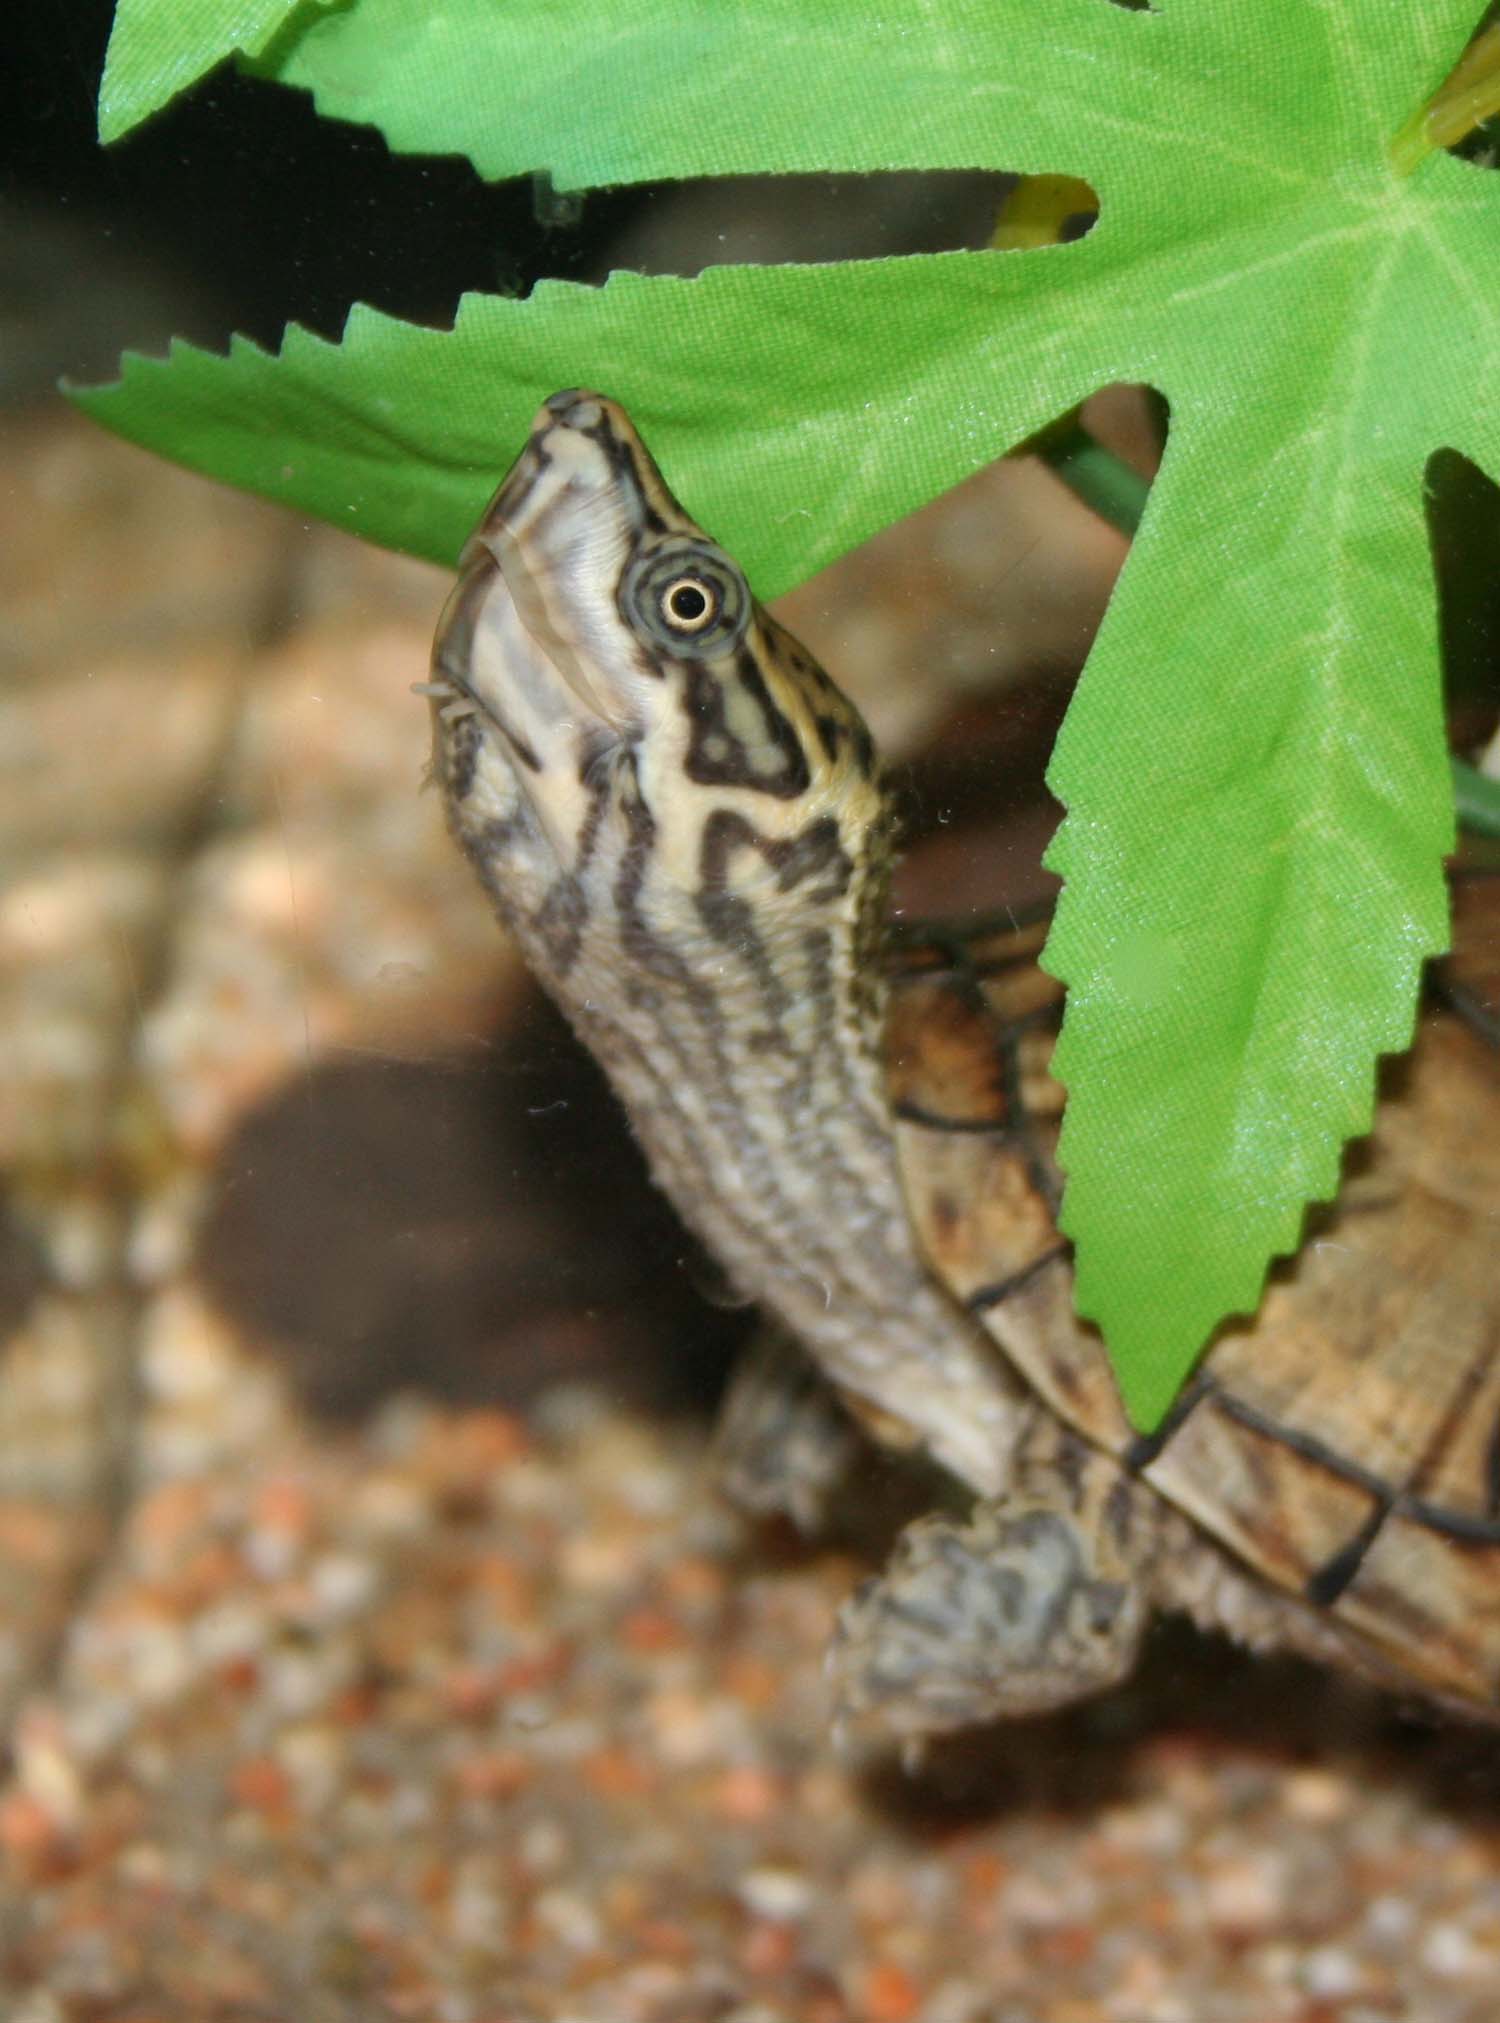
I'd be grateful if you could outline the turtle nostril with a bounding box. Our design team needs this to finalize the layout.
[545,389,604,429]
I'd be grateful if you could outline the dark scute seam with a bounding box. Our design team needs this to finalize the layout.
[892,1098,1021,1137]
[1305,1501,1389,1607]
[1403,1494,1500,1547]
[1209,1387,1393,1502]
[1124,1376,1212,1471]
[946,929,1061,1215]
[966,1244,1069,1313]
[1212,1387,1500,1549]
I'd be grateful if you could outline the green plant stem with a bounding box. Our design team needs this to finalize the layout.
[1030,415,1151,538]
[1451,755,1500,835]
[1032,419,1500,838]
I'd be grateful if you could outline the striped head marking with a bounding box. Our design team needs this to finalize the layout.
[427,396,1002,1493]
[429,391,888,989]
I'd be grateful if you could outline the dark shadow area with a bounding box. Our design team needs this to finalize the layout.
[199,983,752,1423]
[1,1,646,366]
[1429,448,1500,740]
[2,0,1018,384]
[893,668,1071,922]
[0,1208,46,1350]
[853,1614,1490,1834]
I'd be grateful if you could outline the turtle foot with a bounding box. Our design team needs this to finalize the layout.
[828,1473,1151,1743]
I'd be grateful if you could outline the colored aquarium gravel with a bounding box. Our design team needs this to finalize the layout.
[4,1391,1500,2020]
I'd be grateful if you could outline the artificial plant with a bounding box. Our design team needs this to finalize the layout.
[78,0,1500,1424]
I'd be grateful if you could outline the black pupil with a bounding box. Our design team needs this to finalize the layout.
[667,581,710,624]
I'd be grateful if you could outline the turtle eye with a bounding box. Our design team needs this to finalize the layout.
[623,539,750,658]
[660,576,716,632]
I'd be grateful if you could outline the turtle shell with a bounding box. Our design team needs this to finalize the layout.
[886,867,1500,1707]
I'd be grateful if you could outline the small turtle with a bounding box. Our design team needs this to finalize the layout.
[427,390,1500,1740]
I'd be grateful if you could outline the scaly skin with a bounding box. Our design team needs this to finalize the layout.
[427,391,1027,1497]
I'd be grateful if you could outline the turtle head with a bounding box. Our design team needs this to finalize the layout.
[429,390,890,993]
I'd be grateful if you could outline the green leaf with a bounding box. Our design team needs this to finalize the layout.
[243,0,1132,186]
[68,253,1123,587]
[97,0,327,144]
[77,0,1500,1426]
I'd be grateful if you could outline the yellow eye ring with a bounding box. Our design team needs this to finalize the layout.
[659,576,719,632]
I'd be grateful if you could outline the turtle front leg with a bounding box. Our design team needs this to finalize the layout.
[712,1331,866,1534]
[828,1420,1157,1743]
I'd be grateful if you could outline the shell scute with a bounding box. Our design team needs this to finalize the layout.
[1139,1389,1383,1598]
[888,939,1131,1456]
[1174,1013,1500,1535]
[1335,1515,1500,1701]
[886,970,1012,1131]
[887,877,1500,1700]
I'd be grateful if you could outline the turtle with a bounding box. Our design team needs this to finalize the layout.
[424,388,1500,1742]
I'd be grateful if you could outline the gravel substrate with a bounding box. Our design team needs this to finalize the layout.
[3,1386,1500,2022]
